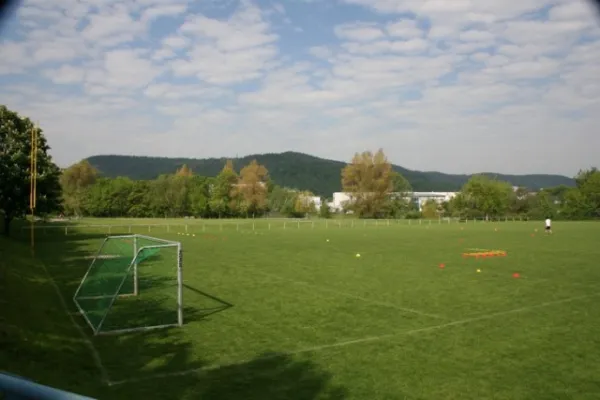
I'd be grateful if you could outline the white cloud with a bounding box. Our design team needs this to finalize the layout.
[171,1,279,84]
[142,4,188,22]
[459,30,495,42]
[386,19,423,38]
[80,4,146,46]
[334,22,385,41]
[1,0,599,177]
[308,46,333,59]
[44,65,85,84]
[101,49,163,89]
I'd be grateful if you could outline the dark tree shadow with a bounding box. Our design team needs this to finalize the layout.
[1,230,347,400]
[105,350,348,400]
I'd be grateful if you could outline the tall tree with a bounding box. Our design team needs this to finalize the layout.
[233,159,269,216]
[294,191,317,215]
[175,164,193,177]
[341,149,402,218]
[527,190,557,220]
[210,160,239,217]
[60,160,99,216]
[421,199,440,219]
[319,199,332,219]
[459,175,514,219]
[562,168,600,219]
[0,106,61,235]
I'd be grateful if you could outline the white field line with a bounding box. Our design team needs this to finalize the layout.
[107,292,600,386]
[247,269,445,320]
[38,260,111,385]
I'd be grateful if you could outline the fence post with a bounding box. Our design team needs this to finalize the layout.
[108,226,112,234]
[65,226,68,236]
[325,220,328,229]
[148,225,151,232]
[253,222,255,231]
[185,225,188,233]
[268,223,271,230]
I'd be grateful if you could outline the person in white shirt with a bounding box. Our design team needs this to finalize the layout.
[545,218,552,234]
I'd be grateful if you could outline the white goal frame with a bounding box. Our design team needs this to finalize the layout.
[73,234,183,336]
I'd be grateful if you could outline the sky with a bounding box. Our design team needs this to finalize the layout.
[1,0,599,176]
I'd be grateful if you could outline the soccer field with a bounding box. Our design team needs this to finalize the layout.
[21,219,600,399]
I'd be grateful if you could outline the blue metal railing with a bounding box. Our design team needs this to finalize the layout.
[0,372,96,400]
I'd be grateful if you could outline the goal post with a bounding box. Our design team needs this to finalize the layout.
[73,234,183,335]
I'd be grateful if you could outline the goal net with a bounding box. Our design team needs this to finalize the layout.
[73,234,183,335]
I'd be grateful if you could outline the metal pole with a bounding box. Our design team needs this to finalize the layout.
[177,243,183,326]
[133,235,138,296]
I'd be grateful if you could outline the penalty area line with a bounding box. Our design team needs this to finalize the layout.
[107,292,600,387]
[38,260,111,385]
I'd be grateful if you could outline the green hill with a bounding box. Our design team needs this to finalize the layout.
[85,151,575,196]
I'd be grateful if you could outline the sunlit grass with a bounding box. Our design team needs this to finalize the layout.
[4,220,600,399]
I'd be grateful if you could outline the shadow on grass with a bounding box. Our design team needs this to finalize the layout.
[2,230,347,400]
[106,350,348,400]
[183,283,233,320]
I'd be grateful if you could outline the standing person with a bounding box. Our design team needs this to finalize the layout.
[545,217,552,234]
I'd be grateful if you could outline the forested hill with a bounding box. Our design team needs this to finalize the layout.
[85,152,575,196]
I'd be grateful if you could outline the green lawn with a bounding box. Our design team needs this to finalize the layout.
[3,219,600,399]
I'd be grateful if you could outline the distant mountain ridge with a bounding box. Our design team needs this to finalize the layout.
[85,151,575,197]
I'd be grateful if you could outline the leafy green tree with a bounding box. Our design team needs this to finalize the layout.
[341,149,407,218]
[448,193,469,218]
[561,187,587,219]
[60,160,99,216]
[127,180,153,217]
[319,199,331,219]
[294,191,317,216]
[527,190,557,220]
[421,199,440,219]
[459,175,514,219]
[210,160,239,218]
[232,159,269,217]
[510,187,531,216]
[576,168,600,218]
[0,106,62,235]
[188,176,212,217]
[82,177,134,217]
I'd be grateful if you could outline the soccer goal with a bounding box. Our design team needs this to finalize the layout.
[73,234,183,335]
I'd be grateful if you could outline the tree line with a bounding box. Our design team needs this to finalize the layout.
[1,105,599,235]
[59,159,326,220]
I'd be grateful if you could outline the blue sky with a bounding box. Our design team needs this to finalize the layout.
[1,0,599,176]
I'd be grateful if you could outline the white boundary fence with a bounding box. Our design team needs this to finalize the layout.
[19,216,535,237]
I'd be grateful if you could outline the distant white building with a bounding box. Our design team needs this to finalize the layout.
[330,191,458,212]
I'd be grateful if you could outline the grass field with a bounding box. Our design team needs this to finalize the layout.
[3,218,600,399]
